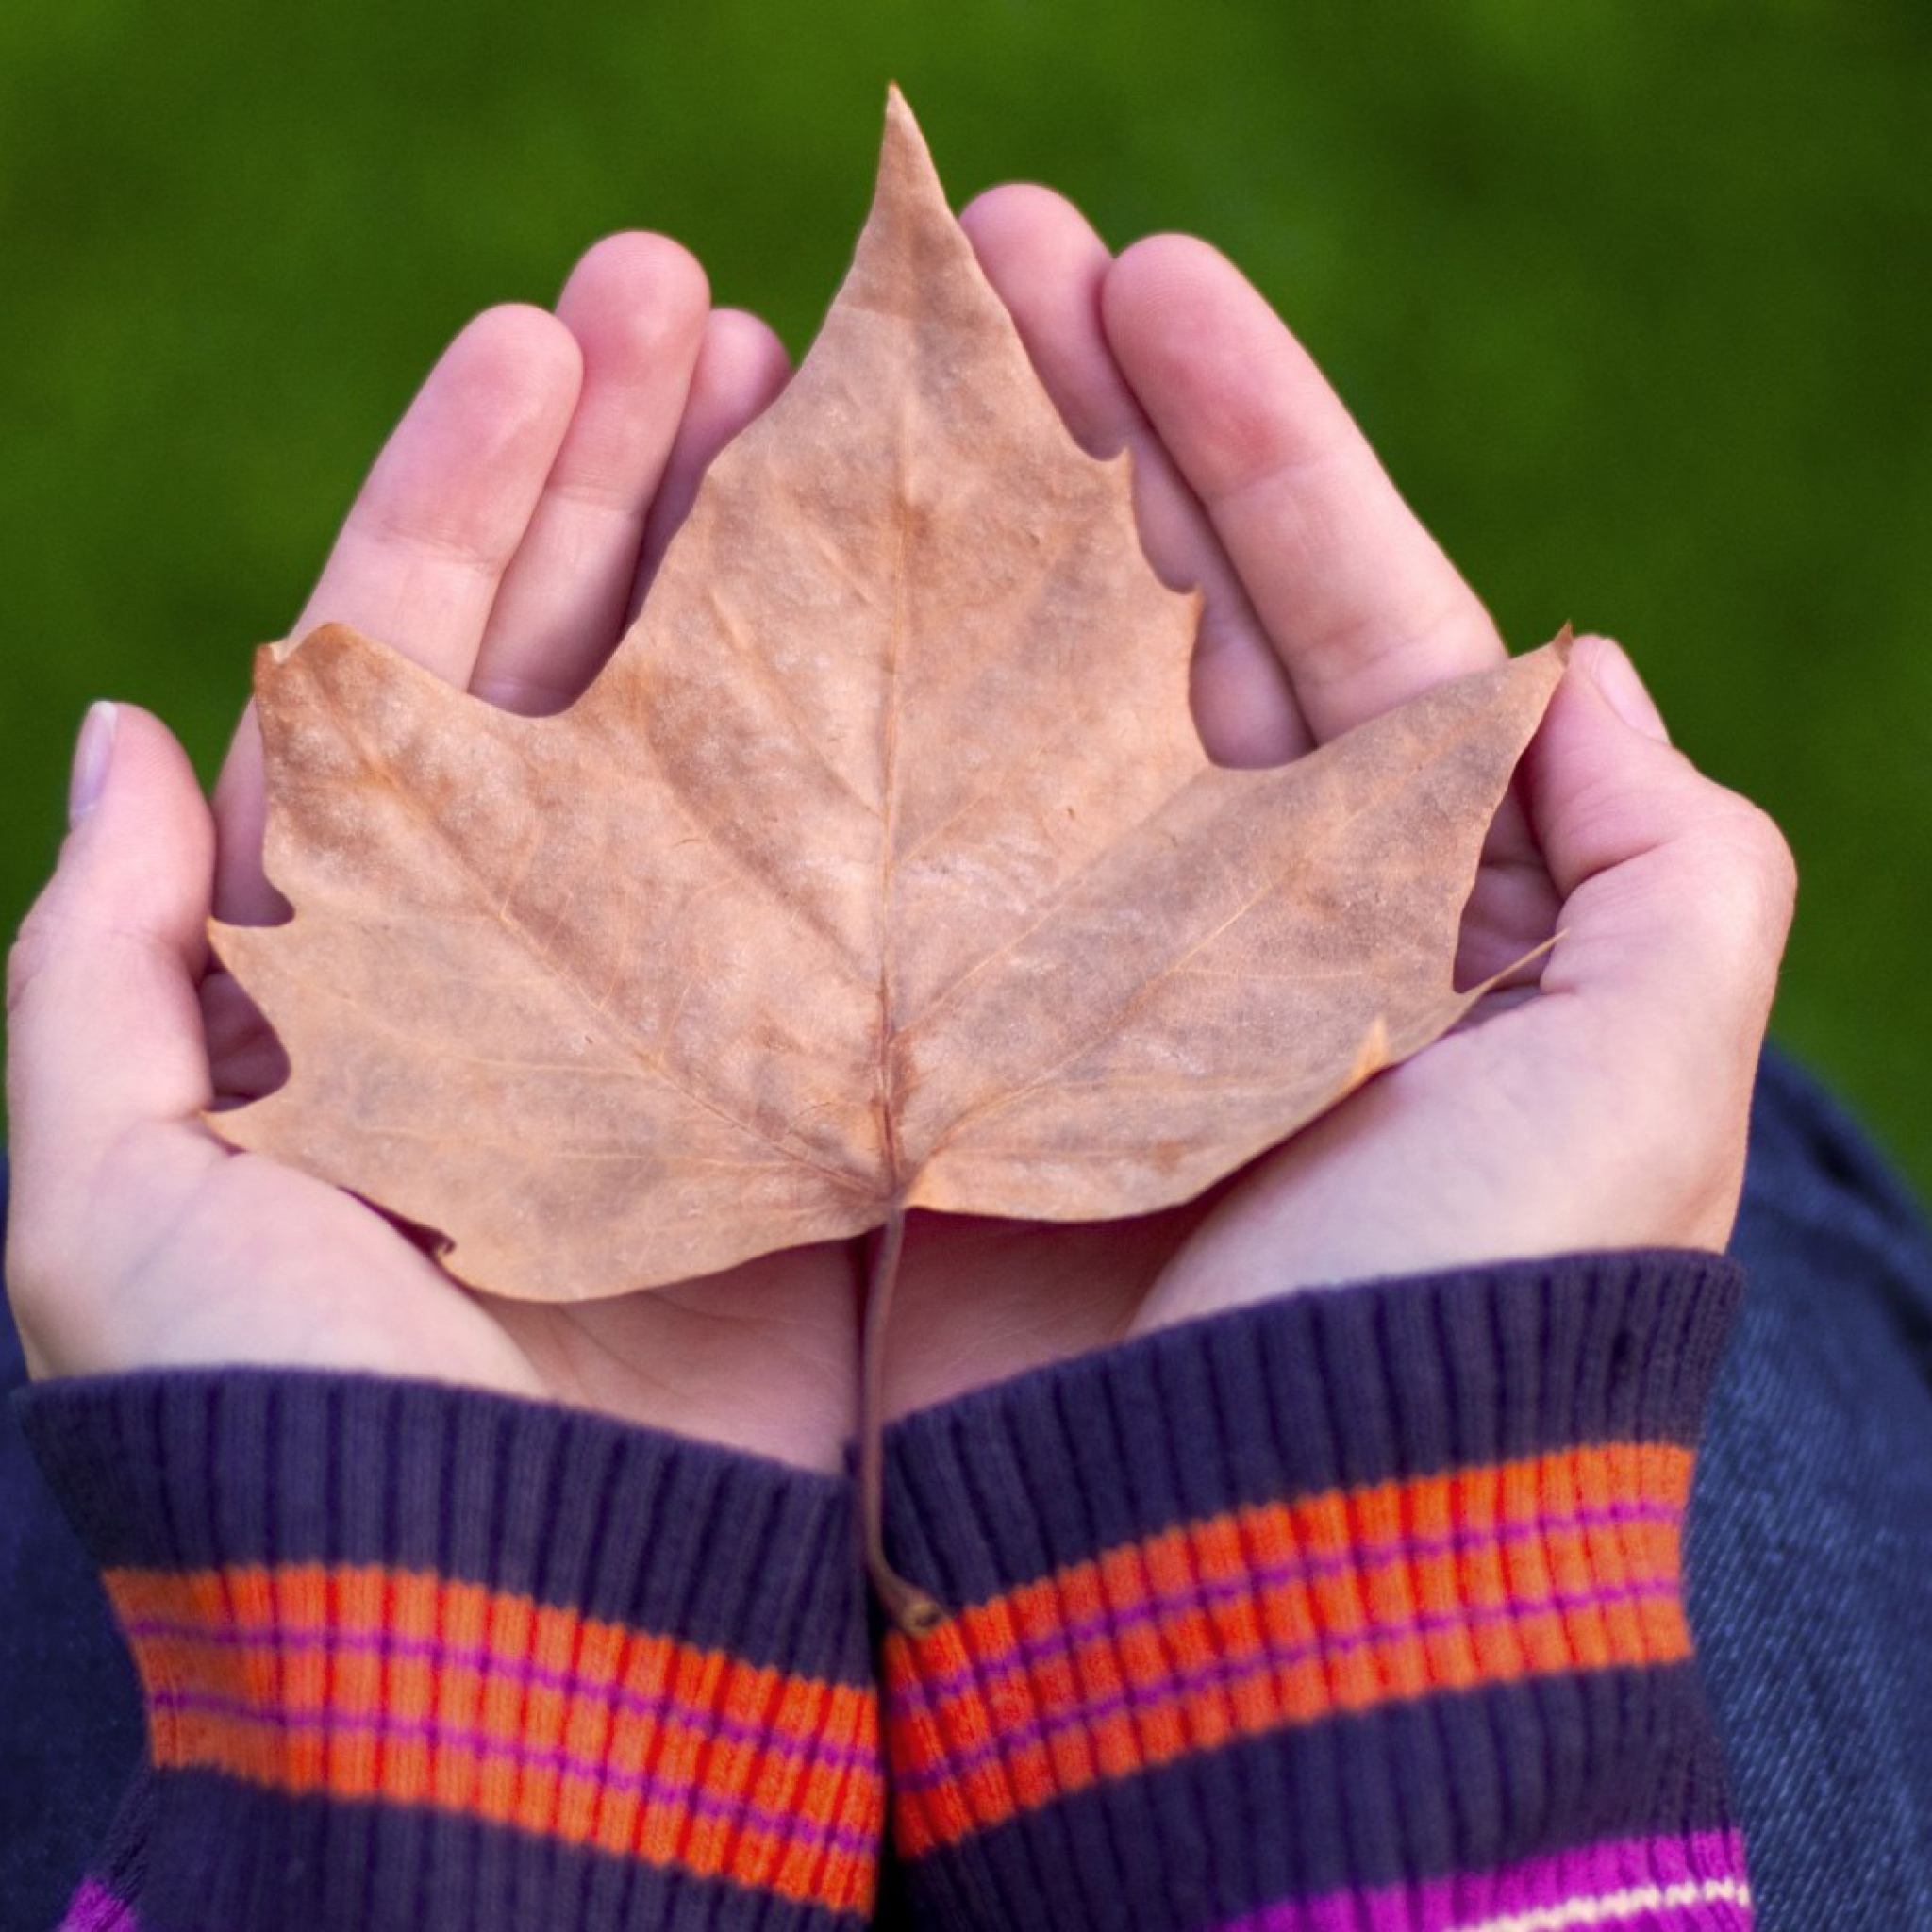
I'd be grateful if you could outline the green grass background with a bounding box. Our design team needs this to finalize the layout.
[3,3,1929,1190]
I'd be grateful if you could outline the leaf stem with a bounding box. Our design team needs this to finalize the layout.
[860,1205,942,1634]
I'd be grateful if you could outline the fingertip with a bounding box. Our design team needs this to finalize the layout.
[1527,637,1694,862]
[317,299,584,595]
[62,701,210,845]
[435,303,584,443]
[961,182,1107,256]
[559,229,710,301]
[692,307,792,410]
[961,187,1132,458]
[555,231,711,365]
[1108,229,1232,288]
[10,705,217,1146]
[1103,234,1313,501]
[1105,233,1246,341]
[66,700,117,824]
[633,308,795,591]
[1567,632,1670,744]
[1529,641,1794,969]
[1524,658,1687,890]
[53,704,216,942]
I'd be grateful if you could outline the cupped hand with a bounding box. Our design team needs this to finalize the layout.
[881,191,1795,1414]
[7,202,1794,1476]
[5,238,859,1474]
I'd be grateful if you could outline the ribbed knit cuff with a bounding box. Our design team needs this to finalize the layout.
[879,1251,1752,1932]
[18,1371,880,1932]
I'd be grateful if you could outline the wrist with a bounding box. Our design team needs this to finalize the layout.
[1143,1036,1746,1334]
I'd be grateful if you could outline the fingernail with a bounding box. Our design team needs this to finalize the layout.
[68,701,118,824]
[1586,639,1670,744]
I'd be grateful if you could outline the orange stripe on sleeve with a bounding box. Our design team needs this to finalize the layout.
[885,1442,1693,1855]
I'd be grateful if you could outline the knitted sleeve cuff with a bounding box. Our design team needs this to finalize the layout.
[878,1250,1753,1932]
[17,1371,880,1932]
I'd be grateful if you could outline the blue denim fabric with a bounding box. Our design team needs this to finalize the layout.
[4,1049,1931,1930]
[0,1154,143,1932]
[1690,1051,1932,1926]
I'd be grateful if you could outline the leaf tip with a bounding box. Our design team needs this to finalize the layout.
[266,621,358,672]
[875,83,942,210]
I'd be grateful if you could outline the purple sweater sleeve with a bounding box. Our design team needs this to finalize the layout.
[876,1251,1755,1931]
[15,1251,1756,1931]
[15,1372,882,1932]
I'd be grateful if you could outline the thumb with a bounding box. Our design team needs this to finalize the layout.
[6,705,220,1330]
[1524,635,1795,1079]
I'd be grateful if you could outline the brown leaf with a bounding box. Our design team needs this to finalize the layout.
[211,92,1563,1303]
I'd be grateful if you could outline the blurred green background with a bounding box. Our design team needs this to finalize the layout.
[2,3,1928,1189]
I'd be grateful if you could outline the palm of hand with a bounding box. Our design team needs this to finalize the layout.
[880,796,1563,1415]
[105,1124,860,1464]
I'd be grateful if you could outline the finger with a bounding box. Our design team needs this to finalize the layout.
[960,184,1133,453]
[632,307,793,607]
[472,234,710,713]
[202,967,288,1105]
[962,185,1302,764]
[214,305,582,922]
[1525,636,1794,1096]
[1452,788,1563,991]
[1505,637,1793,1247]
[7,705,226,1357]
[1102,234,1505,742]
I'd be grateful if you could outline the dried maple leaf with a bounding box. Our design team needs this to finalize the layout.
[212,92,1563,1310]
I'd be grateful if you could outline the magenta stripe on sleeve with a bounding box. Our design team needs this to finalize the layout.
[62,1880,139,1931]
[1207,1830,1751,1931]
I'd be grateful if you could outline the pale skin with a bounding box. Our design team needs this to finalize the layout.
[4,192,1795,1480]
